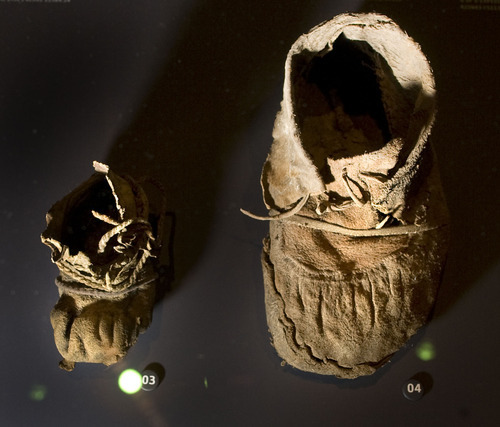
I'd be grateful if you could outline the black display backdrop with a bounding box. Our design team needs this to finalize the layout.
[1,0,499,425]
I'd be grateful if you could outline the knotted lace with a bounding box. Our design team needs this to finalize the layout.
[242,167,436,236]
[57,176,167,293]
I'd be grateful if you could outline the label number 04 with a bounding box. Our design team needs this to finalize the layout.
[407,382,422,393]
[403,379,424,401]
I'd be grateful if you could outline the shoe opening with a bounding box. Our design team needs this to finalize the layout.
[291,33,393,181]
[61,177,118,258]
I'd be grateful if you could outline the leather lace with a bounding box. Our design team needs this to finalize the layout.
[58,176,167,292]
[242,168,436,236]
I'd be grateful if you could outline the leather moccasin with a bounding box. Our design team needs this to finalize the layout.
[243,13,449,378]
[42,162,165,370]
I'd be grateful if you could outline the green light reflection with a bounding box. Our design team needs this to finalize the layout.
[29,384,47,401]
[416,341,436,361]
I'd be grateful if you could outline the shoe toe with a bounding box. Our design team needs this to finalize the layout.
[262,220,448,378]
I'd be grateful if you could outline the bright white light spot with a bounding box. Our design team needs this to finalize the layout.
[118,369,142,394]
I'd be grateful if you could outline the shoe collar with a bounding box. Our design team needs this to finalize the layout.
[262,13,436,218]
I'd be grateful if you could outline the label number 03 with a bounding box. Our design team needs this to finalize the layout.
[143,375,156,385]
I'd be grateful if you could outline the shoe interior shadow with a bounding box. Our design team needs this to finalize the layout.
[293,33,392,155]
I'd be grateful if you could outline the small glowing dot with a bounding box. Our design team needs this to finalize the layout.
[29,385,47,401]
[118,369,142,394]
[416,341,436,361]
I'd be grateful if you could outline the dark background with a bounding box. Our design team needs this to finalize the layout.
[1,0,499,425]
